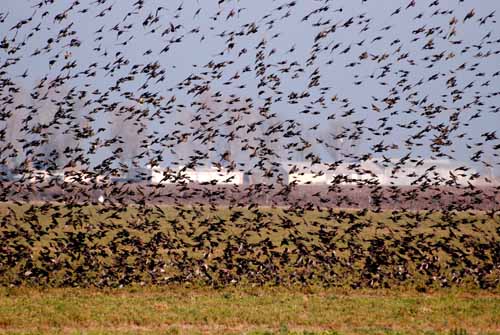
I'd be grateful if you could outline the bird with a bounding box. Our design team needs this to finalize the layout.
[0,0,497,289]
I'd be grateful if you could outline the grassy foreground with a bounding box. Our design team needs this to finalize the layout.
[0,287,498,335]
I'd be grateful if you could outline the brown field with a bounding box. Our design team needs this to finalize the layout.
[2,182,500,210]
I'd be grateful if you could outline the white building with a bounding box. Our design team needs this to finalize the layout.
[285,162,332,185]
[23,169,51,183]
[63,169,105,184]
[376,159,478,186]
[151,165,244,185]
[150,167,175,184]
[283,161,385,185]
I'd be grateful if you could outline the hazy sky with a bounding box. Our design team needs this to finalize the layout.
[1,0,499,174]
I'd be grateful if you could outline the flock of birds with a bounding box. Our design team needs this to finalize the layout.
[0,0,499,288]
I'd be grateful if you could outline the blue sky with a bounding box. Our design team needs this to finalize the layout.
[1,0,499,175]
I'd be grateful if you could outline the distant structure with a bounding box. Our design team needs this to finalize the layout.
[282,160,383,186]
[63,167,104,184]
[376,159,479,186]
[3,158,495,187]
[151,165,244,185]
[243,163,289,185]
[284,162,332,185]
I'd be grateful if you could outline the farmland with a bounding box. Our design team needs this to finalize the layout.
[1,197,498,334]
[2,183,500,211]
[1,0,500,333]
[0,286,499,334]
[1,203,498,289]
